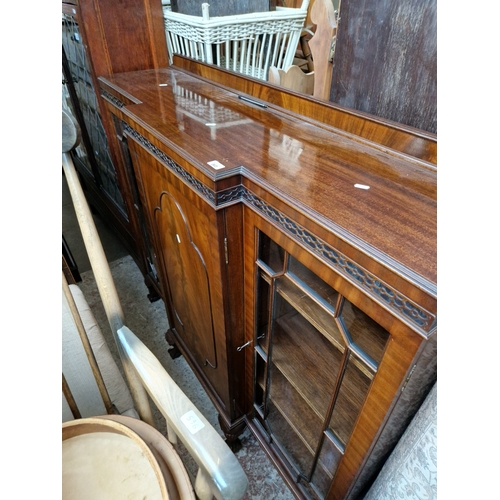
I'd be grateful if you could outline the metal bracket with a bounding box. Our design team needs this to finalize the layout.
[401,364,417,392]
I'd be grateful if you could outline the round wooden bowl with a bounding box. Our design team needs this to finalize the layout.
[94,415,195,500]
[63,417,171,500]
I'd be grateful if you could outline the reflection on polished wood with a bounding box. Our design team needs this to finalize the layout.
[171,56,437,165]
[100,67,436,287]
[307,0,337,100]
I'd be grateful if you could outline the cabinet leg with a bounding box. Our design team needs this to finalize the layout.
[143,275,161,303]
[146,282,161,303]
[218,415,246,453]
[168,345,182,359]
[147,290,161,302]
[165,329,183,359]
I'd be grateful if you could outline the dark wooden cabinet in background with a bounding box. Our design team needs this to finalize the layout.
[330,0,437,133]
[61,0,168,298]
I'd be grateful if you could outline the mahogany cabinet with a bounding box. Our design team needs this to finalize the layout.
[98,60,436,499]
[61,0,168,298]
[124,131,247,443]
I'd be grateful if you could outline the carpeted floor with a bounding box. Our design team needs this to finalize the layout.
[77,254,296,500]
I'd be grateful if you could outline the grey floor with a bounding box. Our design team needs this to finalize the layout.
[62,172,296,499]
[62,173,129,274]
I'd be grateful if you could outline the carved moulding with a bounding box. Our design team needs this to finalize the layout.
[122,122,436,338]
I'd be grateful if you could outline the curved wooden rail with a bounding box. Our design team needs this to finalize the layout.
[118,325,248,500]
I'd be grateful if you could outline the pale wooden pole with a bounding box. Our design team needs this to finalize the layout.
[62,110,155,426]
[62,271,114,414]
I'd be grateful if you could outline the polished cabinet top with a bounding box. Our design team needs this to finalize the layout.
[101,68,436,289]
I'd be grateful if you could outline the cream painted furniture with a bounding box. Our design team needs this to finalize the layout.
[62,415,194,500]
[62,109,248,500]
[62,279,139,421]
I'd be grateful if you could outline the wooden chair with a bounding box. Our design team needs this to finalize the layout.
[268,0,337,100]
[62,109,248,500]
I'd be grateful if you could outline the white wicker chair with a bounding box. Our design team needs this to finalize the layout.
[164,1,310,81]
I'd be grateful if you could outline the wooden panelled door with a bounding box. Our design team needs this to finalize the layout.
[154,191,218,369]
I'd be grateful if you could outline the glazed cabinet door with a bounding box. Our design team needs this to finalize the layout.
[243,209,429,500]
[62,9,127,214]
[62,3,161,296]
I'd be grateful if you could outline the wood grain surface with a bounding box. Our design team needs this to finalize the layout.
[99,62,436,500]
[170,56,437,165]
[101,68,436,287]
[330,0,437,133]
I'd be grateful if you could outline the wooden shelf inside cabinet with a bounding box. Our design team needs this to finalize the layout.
[258,364,336,482]
[272,311,340,421]
[272,310,374,446]
[257,361,321,455]
[275,275,375,380]
[276,277,344,358]
[287,257,340,310]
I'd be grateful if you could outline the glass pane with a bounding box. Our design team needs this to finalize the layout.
[288,255,339,312]
[269,363,323,454]
[276,275,344,353]
[340,300,390,366]
[272,293,342,420]
[311,431,343,498]
[267,400,315,478]
[329,354,373,445]
[258,232,285,274]
[317,431,343,475]
[253,231,386,498]
[62,14,126,213]
[254,353,266,416]
[256,272,271,351]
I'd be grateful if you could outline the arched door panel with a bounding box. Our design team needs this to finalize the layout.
[154,191,217,369]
